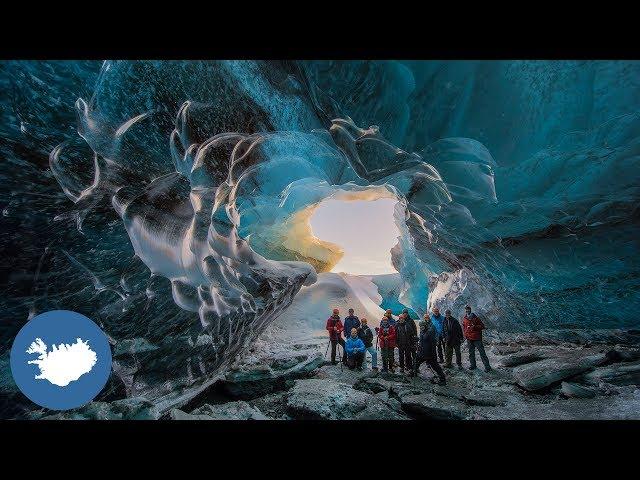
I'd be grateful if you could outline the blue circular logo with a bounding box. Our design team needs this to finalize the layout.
[10,310,112,411]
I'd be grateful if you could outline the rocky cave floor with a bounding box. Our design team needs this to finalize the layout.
[35,328,640,420]
[168,328,640,421]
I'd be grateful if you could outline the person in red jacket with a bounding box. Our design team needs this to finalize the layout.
[462,305,492,372]
[377,315,397,372]
[326,308,346,365]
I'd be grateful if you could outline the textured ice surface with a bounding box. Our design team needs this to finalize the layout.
[1,60,639,408]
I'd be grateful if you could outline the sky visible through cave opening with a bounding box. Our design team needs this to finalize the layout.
[310,198,400,276]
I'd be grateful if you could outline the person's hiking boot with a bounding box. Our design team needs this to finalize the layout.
[444,363,452,368]
[456,364,463,370]
[331,361,337,366]
[372,367,379,371]
[468,366,476,370]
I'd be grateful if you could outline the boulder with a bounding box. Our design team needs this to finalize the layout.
[499,351,545,368]
[374,390,404,413]
[432,382,509,407]
[560,382,599,399]
[581,360,640,386]
[285,378,407,420]
[216,353,324,399]
[400,393,467,420]
[513,353,606,391]
[355,399,410,420]
[604,348,640,364]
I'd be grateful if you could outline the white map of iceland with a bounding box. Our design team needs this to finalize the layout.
[26,337,97,387]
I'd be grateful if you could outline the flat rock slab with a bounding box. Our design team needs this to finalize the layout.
[431,382,510,407]
[513,353,606,391]
[217,354,324,399]
[581,360,640,386]
[285,378,408,420]
[401,393,467,420]
[560,382,599,399]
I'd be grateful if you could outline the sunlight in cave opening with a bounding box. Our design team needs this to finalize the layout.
[309,198,400,276]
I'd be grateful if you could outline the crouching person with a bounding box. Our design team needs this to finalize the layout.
[358,318,378,371]
[345,328,366,370]
[413,314,446,384]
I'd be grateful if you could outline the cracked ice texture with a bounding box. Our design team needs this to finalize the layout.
[1,60,639,408]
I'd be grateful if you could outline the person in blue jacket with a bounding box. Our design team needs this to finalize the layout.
[343,309,360,340]
[345,327,366,370]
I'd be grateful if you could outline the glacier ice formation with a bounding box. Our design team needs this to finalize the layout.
[1,60,639,411]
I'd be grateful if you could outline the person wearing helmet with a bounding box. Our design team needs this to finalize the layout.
[380,309,397,369]
[326,308,346,365]
[377,314,397,372]
[462,305,492,372]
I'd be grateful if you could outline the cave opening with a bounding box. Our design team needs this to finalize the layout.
[309,197,401,276]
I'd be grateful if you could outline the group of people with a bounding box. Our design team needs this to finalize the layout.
[325,305,492,385]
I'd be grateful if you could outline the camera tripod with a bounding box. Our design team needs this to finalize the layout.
[324,338,344,372]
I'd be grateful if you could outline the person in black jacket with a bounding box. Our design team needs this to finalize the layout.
[357,318,378,371]
[395,312,417,373]
[442,309,463,369]
[412,314,446,384]
[402,308,418,367]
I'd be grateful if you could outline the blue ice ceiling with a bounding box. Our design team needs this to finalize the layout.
[1,60,638,405]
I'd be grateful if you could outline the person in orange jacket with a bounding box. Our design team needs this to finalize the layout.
[326,308,346,365]
[462,305,492,372]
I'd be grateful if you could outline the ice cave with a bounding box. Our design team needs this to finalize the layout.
[1,60,639,419]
